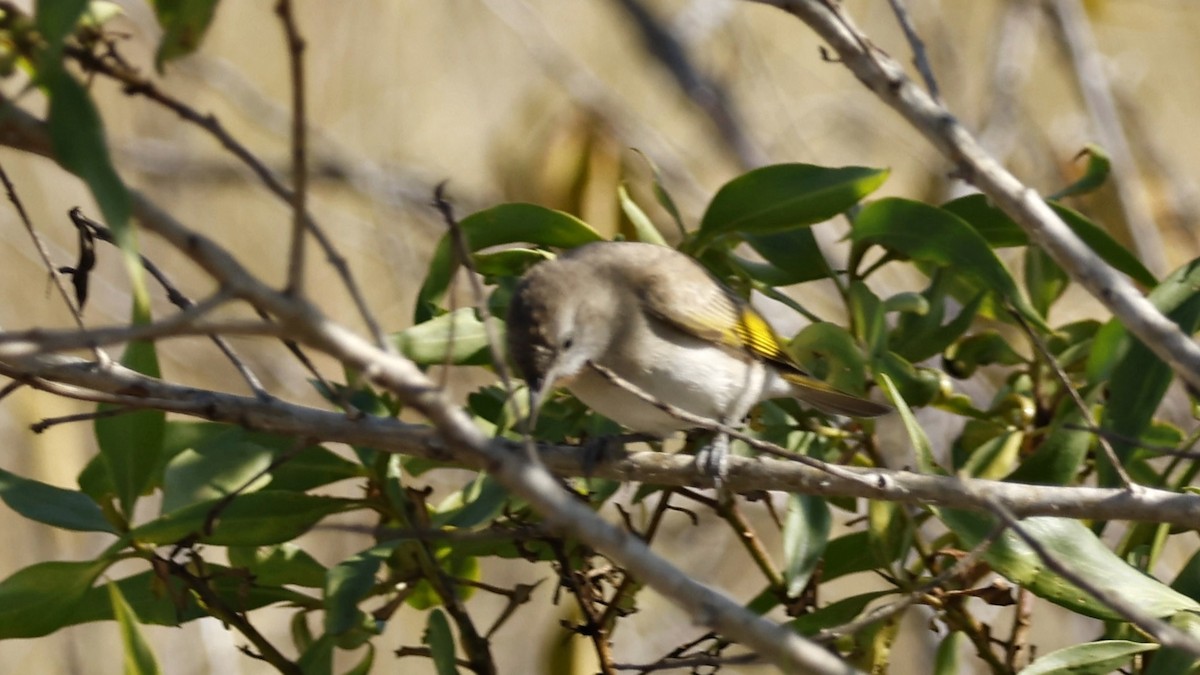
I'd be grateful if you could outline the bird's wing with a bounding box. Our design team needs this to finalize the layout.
[638,262,892,418]
[637,263,793,366]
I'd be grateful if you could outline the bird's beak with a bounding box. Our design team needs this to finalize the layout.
[525,363,565,435]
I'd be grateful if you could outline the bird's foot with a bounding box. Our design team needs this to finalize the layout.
[694,433,731,491]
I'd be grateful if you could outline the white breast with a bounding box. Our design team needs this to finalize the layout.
[565,324,791,435]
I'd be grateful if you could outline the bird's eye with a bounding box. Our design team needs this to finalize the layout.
[561,336,574,350]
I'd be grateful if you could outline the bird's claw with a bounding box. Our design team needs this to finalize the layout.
[695,433,731,491]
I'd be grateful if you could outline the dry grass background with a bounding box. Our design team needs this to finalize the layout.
[0,0,1198,673]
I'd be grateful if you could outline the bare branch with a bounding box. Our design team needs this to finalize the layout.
[275,0,310,296]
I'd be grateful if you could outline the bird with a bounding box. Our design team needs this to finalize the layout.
[505,240,891,480]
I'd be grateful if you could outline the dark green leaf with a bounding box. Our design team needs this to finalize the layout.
[424,609,460,675]
[228,544,328,588]
[695,164,888,248]
[1007,405,1091,485]
[943,331,1026,379]
[392,308,501,367]
[45,71,133,249]
[415,203,603,322]
[0,467,115,533]
[35,0,90,56]
[853,198,1048,330]
[787,323,871,397]
[431,474,510,529]
[108,582,161,675]
[782,494,830,598]
[296,634,335,675]
[790,591,892,635]
[1100,279,1200,479]
[325,542,394,635]
[70,567,314,628]
[940,513,1200,620]
[942,194,1156,287]
[822,531,877,581]
[0,559,109,638]
[161,438,273,513]
[150,0,220,69]
[95,340,164,517]
[131,492,353,546]
[742,228,831,285]
[889,271,984,363]
[1020,640,1156,675]
[1024,245,1070,316]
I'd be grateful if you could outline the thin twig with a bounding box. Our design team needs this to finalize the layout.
[275,0,309,296]
[884,0,940,103]
[598,489,676,635]
[612,651,761,672]
[30,406,131,434]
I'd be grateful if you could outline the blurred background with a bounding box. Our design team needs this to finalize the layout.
[0,0,1197,672]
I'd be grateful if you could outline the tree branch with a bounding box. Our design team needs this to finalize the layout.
[745,0,1200,392]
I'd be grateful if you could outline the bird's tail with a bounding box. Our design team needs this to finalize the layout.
[780,372,893,418]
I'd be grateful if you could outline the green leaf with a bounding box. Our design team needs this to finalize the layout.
[296,633,335,675]
[822,531,879,581]
[694,164,887,249]
[131,491,353,546]
[95,340,165,516]
[161,438,273,513]
[1019,640,1157,675]
[35,0,90,56]
[617,183,667,245]
[742,228,831,285]
[325,542,394,635]
[632,148,686,236]
[228,544,328,588]
[1007,405,1091,485]
[790,591,892,635]
[431,474,510,529]
[150,0,219,69]
[940,513,1200,620]
[70,567,314,628]
[942,194,1156,288]
[343,644,376,675]
[415,203,603,322]
[1050,144,1112,200]
[934,632,967,675]
[879,372,939,473]
[424,609,461,675]
[1024,245,1070,316]
[782,494,830,598]
[888,271,984,363]
[0,559,109,638]
[108,581,161,675]
[1098,270,1200,480]
[392,307,501,367]
[787,323,871,397]
[0,467,115,533]
[853,198,1049,330]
